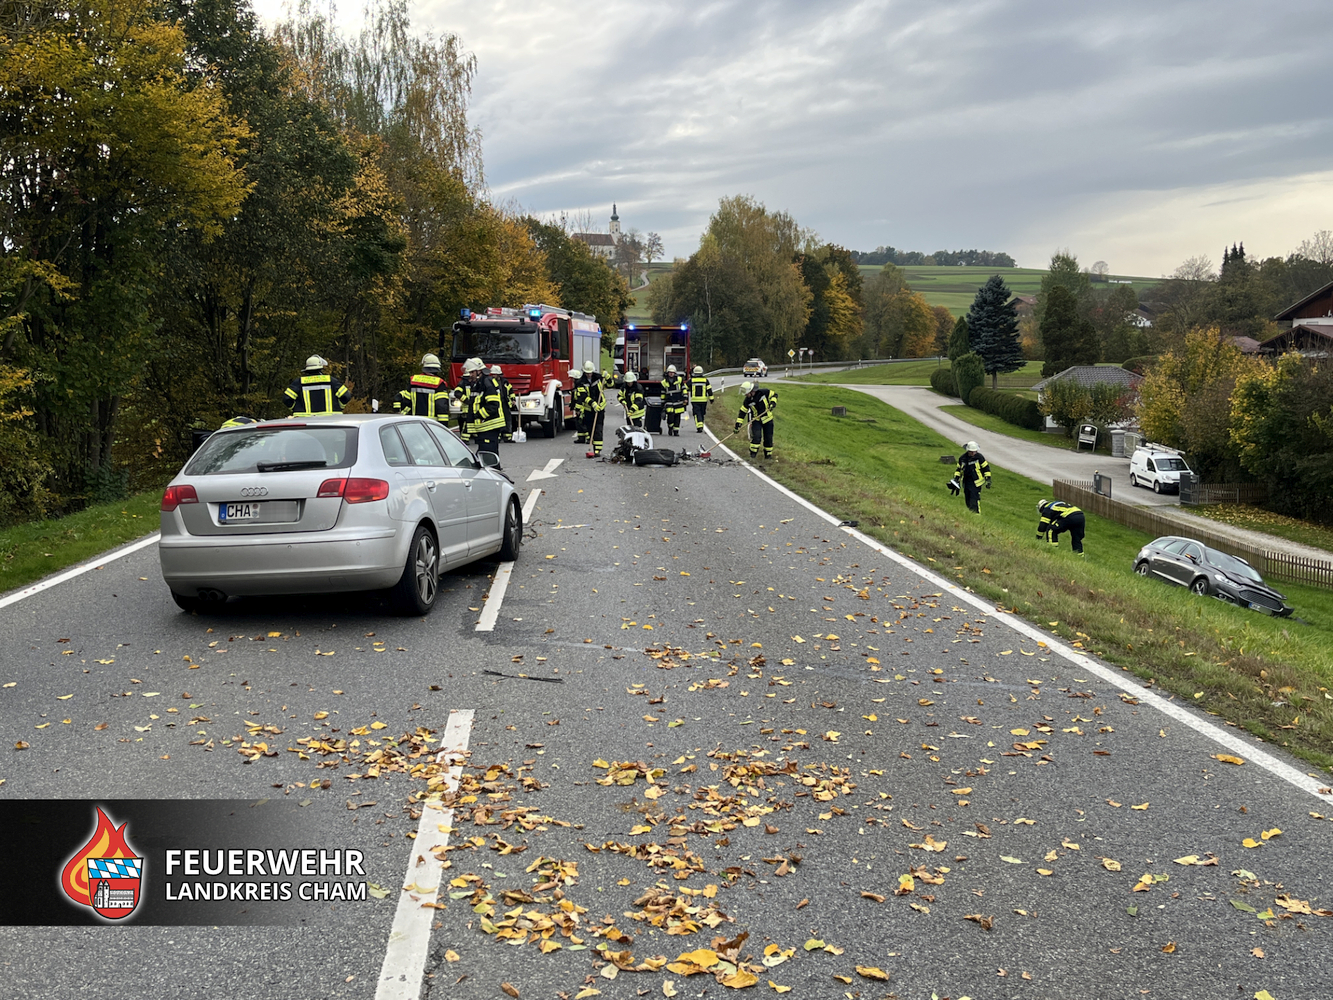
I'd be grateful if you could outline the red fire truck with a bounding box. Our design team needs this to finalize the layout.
[447,305,602,437]
[620,323,690,432]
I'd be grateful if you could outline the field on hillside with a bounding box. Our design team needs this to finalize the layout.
[860,265,1163,314]
[704,383,1333,770]
[794,358,1044,387]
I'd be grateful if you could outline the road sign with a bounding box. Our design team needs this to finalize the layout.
[787,349,795,358]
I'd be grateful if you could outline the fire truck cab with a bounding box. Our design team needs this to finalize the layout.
[448,305,602,437]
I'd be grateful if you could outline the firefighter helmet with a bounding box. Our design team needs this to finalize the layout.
[490,365,503,375]
[623,371,637,383]
[693,365,703,375]
[1036,499,1047,512]
[965,440,979,452]
[583,360,596,373]
[422,353,441,370]
[667,365,677,373]
[462,357,485,374]
[220,415,257,429]
[740,381,754,393]
[305,355,327,369]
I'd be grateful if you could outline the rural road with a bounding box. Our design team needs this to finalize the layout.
[2,413,1331,999]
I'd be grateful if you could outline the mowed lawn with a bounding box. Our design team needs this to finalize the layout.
[0,490,162,594]
[707,383,1333,771]
[794,359,1043,387]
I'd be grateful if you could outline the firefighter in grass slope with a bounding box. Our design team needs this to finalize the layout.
[393,354,450,425]
[284,355,350,416]
[621,370,646,428]
[689,364,713,433]
[953,440,992,514]
[456,357,506,458]
[1036,498,1086,556]
[736,380,777,461]
[491,365,518,441]
[661,364,687,437]
[585,361,607,456]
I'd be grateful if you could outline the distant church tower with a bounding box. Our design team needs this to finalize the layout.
[609,204,621,237]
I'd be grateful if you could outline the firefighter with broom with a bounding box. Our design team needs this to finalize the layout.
[584,362,607,457]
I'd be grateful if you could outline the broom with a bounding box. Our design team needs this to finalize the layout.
[699,419,749,459]
[584,407,604,459]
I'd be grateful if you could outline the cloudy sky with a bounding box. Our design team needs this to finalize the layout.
[254,0,1333,276]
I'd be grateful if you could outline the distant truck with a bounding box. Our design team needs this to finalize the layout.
[447,304,601,437]
[620,323,690,433]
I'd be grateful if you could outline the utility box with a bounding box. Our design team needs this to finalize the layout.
[1110,429,1126,457]
[831,406,847,417]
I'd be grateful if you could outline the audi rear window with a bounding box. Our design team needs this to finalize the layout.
[185,427,358,475]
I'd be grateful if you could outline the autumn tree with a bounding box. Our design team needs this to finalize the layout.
[798,244,862,361]
[1039,284,1099,375]
[863,265,933,358]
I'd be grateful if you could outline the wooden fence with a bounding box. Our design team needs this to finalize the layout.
[1178,476,1269,506]
[1052,479,1333,590]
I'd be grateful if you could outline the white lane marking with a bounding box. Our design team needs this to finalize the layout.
[0,532,161,611]
[702,427,1331,801]
[474,488,543,632]
[526,458,564,482]
[375,708,475,1000]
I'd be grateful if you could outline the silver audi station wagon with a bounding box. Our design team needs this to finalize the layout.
[159,415,521,615]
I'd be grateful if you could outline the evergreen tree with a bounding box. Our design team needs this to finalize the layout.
[947,316,970,360]
[1039,283,1100,376]
[966,274,1024,388]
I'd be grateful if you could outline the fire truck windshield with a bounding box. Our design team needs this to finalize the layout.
[453,326,539,362]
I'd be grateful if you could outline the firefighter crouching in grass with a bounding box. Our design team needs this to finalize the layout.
[954,441,992,514]
[394,354,450,424]
[1036,499,1086,556]
[736,380,777,461]
[689,365,713,433]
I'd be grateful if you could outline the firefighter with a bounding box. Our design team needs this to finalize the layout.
[461,357,506,458]
[490,365,518,441]
[585,361,607,456]
[284,355,350,416]
[621,370,646,428]
[219,415,258,429]
[1036,499,1086,555]
[953,441,992,514]
[736,380,777,461]
[572,363,590,443]
[393,354,450,425]
[661,364,686,437]
[688,364,713,433]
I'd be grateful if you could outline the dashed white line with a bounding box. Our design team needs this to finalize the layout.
[0,532,161,611]
[703,426,1331,801]
[475,488,543,632]
[375,708,475,1000]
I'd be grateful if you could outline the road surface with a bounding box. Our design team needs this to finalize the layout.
[1,418,1330,999]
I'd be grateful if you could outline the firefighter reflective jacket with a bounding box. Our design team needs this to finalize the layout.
[285,372,350,416]
[662,373,687,414]
[1036,500,1081,538]
[394,373,450,424]
[466,374,507,433]
[586,374,606,413]
[955,451,992,488]
[572,373,591,414]
[621,383,646,421]
[736,386,777,428]
[689,375,714,404]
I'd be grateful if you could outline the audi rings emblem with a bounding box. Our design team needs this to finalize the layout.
[240,487,269,497]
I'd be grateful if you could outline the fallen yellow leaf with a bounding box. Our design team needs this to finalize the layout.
[856,966,889,981]
[767,982,791,994]
[1212,754,1245,765]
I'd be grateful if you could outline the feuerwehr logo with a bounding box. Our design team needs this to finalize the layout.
[60,806,143,921]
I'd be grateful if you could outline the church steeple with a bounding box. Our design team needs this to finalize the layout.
[609,204,620,236]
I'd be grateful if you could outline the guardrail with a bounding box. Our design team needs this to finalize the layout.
[1053,478,1333,590]
[703,357,945,379]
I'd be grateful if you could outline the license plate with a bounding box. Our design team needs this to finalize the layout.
[221,502,261,522]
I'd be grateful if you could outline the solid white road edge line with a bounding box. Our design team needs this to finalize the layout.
[702,425,1330,801]
[0,532,161,611]
[375,708,475,1000]
[474,488,543,632]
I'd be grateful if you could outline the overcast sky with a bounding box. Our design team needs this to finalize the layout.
[253,0,1333,276]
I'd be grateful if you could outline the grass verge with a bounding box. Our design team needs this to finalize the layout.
[707,384,1333,772]
[0,491,161,595]
[792,359,952,385]
[1188,504,1333,559]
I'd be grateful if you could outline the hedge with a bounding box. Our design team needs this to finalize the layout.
[953,353,984,406]
[929,367,957,396]
[967,385,1044,431]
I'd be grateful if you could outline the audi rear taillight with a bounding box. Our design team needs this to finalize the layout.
[161,484,198,512]
[320,478,389,503]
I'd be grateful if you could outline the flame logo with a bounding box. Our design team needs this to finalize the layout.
[61,806,138,907]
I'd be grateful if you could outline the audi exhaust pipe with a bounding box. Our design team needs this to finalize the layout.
[197,589,227,603]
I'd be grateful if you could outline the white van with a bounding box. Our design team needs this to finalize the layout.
[1129,447,1192,494]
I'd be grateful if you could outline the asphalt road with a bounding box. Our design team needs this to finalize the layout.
[2,415,1332,1000]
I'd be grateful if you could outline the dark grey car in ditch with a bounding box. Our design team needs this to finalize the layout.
[1132,535,1292,617]
[159,415,522,615]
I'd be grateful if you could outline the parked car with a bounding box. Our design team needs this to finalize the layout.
[158,415,522,616]
[1129,447,1192,494]
[1132,535,1292,616]
[743,358,768,378]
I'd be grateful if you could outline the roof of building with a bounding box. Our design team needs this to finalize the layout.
[1010,294,1037,305]
[1259,324,1333,354]
[1227,335,1263,354]
[1274,279,1333,321]
[573,233,615,247]
[1031,365,1141,392]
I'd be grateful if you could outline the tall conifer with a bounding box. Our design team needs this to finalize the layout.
[966,274,1024,388]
